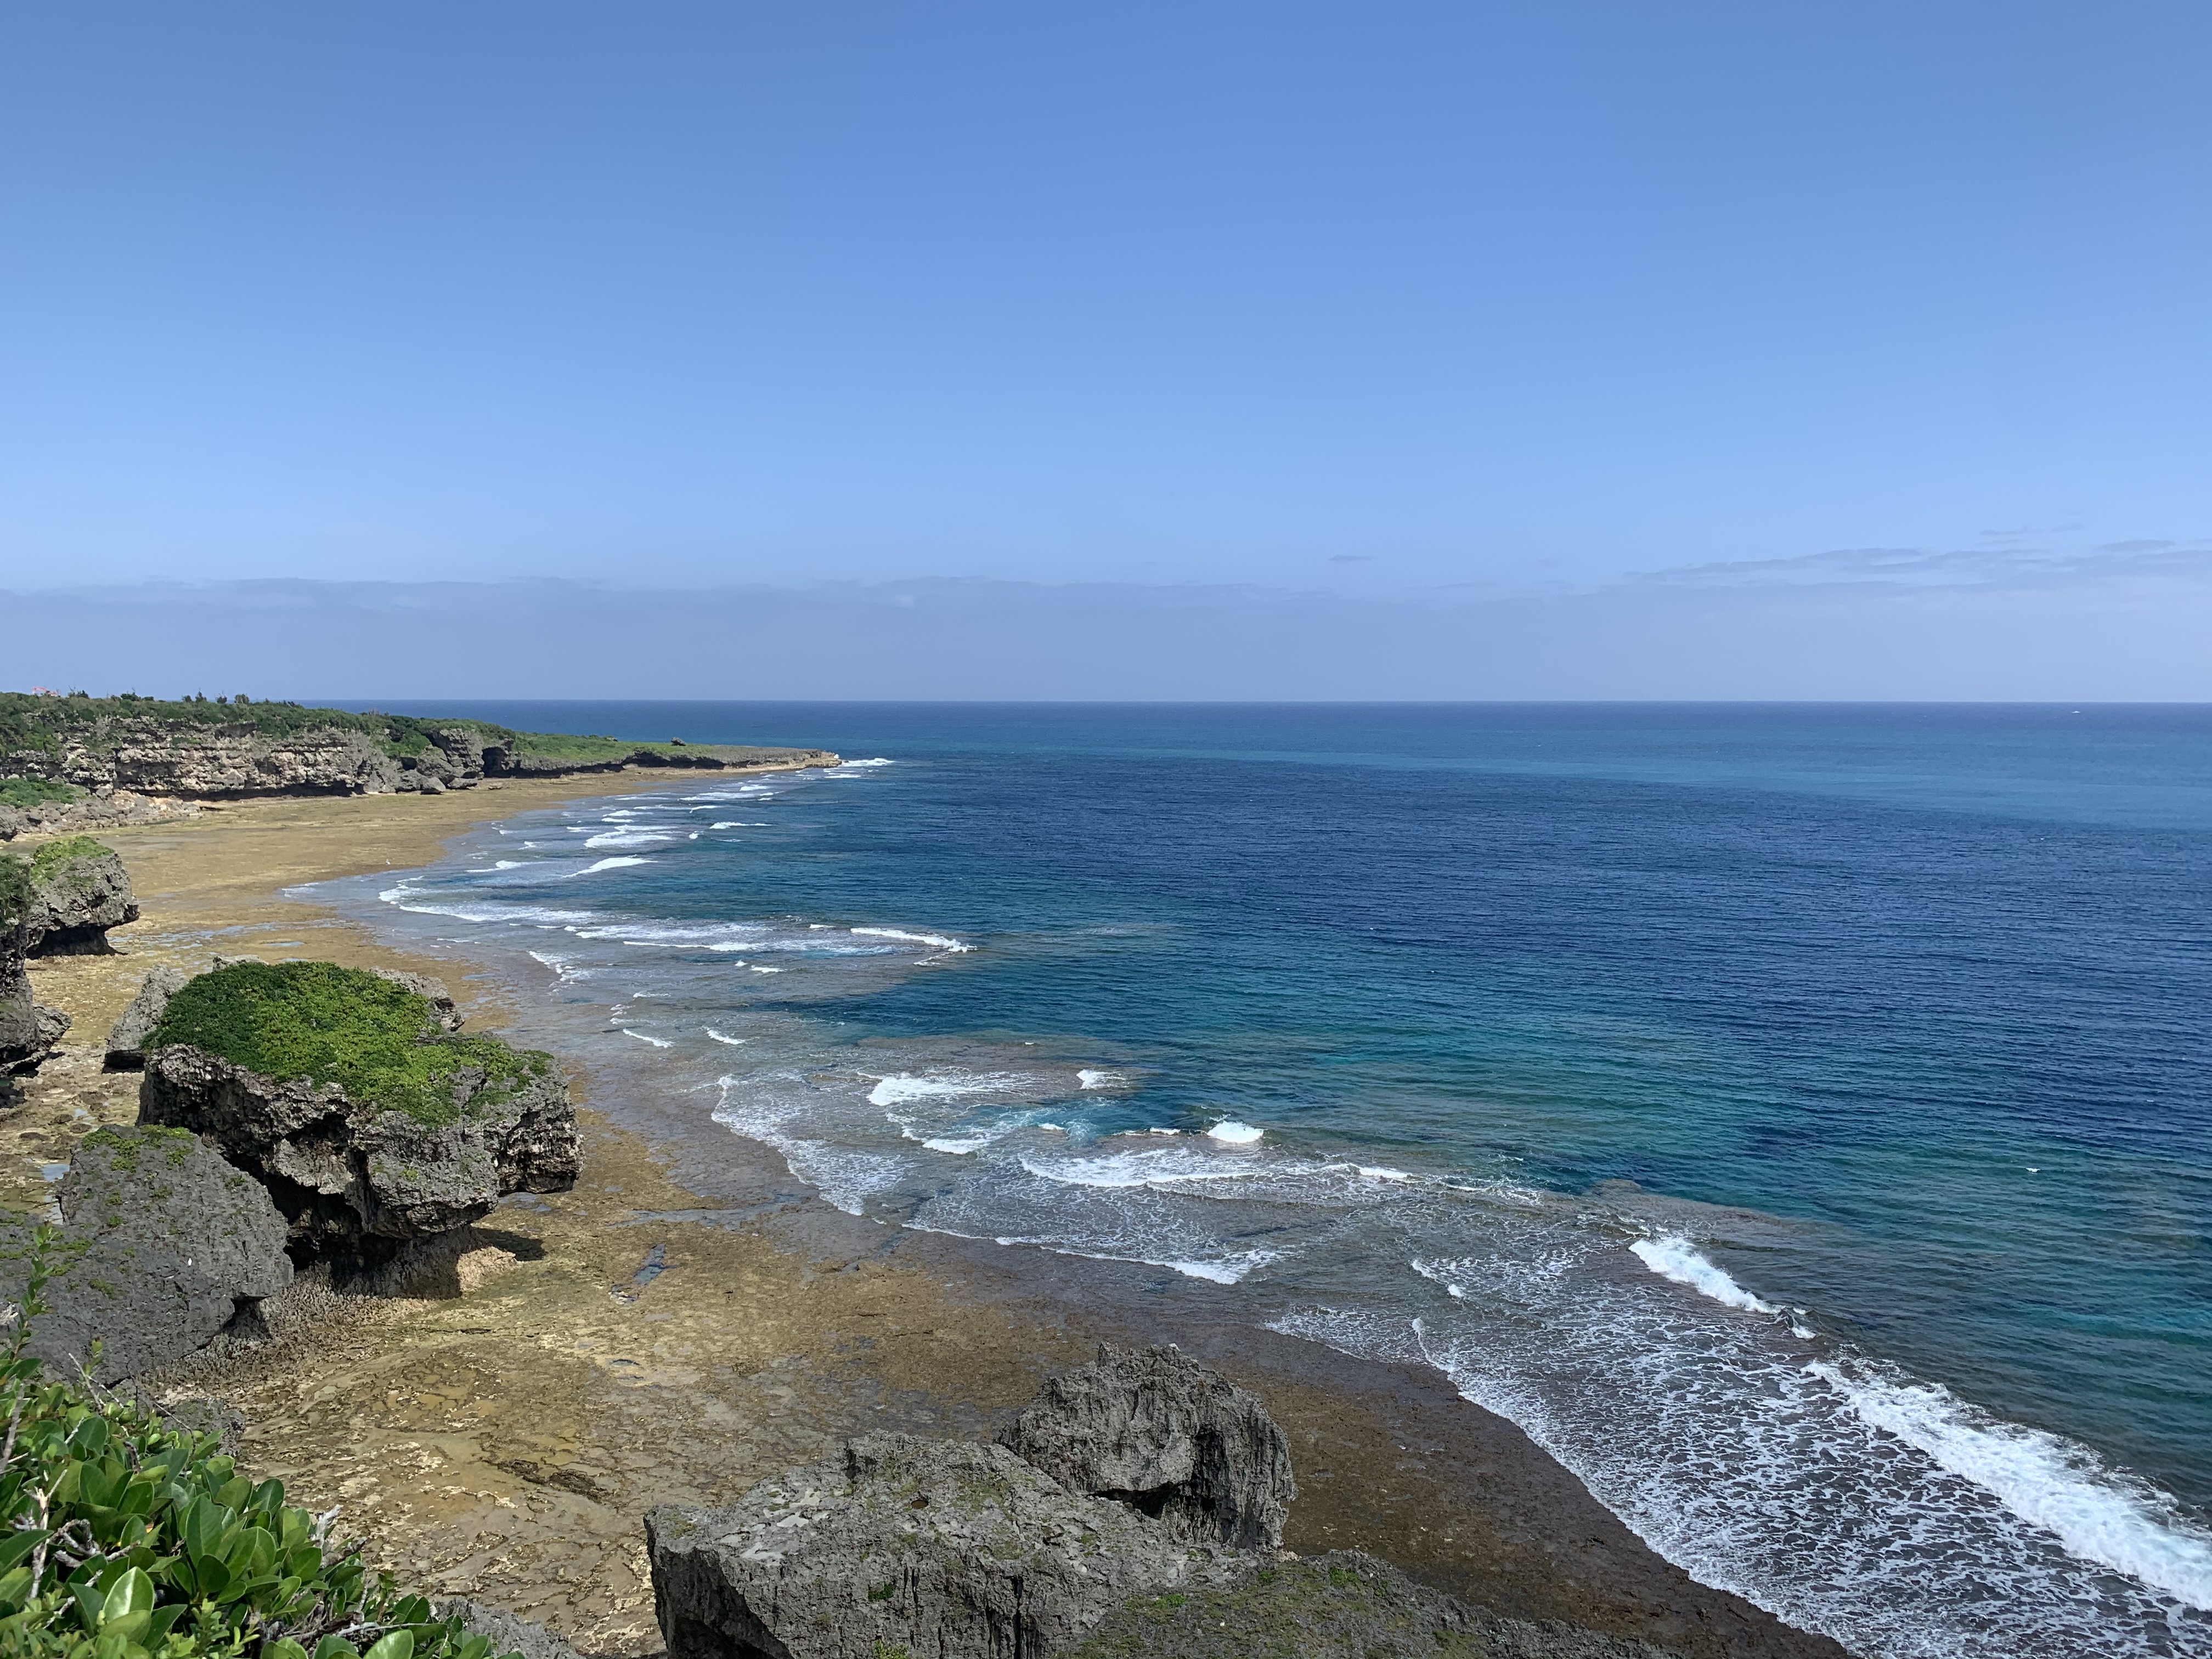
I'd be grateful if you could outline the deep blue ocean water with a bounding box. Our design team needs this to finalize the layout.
[330,702,2211,1659]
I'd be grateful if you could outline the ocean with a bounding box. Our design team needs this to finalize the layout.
[319,702,2211,1659]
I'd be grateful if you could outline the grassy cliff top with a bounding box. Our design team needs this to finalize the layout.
[0,690,813,770]
[26,834,114,879]
[147,961,553,1125]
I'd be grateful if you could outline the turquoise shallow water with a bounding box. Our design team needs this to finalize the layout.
[331,702,2212,1658]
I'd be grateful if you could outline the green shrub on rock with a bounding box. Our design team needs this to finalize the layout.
[0,1231,520,1659]
[146,964,550,1127]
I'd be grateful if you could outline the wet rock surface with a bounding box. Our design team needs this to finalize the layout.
[1002,1343,1297,1550]
[140,1042,582,1262]
[647,1432,1231,1659]
[0,1124,293,1381]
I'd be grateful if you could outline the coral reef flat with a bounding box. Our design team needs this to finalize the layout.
[2,777,1843,1659]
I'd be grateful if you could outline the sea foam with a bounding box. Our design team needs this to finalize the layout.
[1629,1234,1782,1314]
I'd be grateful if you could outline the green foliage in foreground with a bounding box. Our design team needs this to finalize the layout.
[146,964,551,1126]
[1,1228,521,1659]
[0,778,85,809]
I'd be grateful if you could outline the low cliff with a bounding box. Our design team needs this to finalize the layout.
[1,692,835,799]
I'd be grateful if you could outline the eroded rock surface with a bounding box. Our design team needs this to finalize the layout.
[437,1599,585,1659]
[23,838,140,954]
[141,1043,579,1262]
[1001,1344,1297,1550]
[647,1433,1229,1659]
[0,1125,293,1382]
[106,966,190,1068]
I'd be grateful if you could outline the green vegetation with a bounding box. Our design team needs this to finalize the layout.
[0,692,803,780]
[0,1227,522,1658]
[1,853,29,930]
[29,838,114,883]
[0,778,83,809]
[145,964,551,1126]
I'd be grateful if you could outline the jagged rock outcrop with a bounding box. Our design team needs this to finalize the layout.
[0,1125,294,1383]
[436,1599,584,1659]
[141,1043,580,1262]
[647,1434,1233,1659]
[22,837,139,954]
[0,979,69,1077]
[369,967,464,1030]
[1064,1551,1684,1659]
[0,789,200,842]
[0,887,69,1077]
[106,967,191,1069]
[1001,1345,1297,1550]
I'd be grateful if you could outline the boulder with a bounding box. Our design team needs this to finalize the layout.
[0,1125,294,1383]
[369,967,464,1031]
[1001,1345,1297,1550]
[646,1433,1231,1659]
[142,1044,579,1262]
[0,900,69,1077]
[436,1599,584,1659]
[106,966,190,1069]
[1064,1551,1684,1659]
[137,962,579,1263]
[23,837,139,954]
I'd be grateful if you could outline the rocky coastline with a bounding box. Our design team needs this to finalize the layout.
[0,783,1853,1659]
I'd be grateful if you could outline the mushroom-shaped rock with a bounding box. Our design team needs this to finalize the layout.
[0,1125,293,1381]
[647,1433,1231,1659]
[106,966,190,1069]
[22,836,139,955]
[1000,1344,1297,1550]
[138,961,579,1263]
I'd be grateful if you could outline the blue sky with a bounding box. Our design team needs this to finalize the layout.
[3,3,2209,694]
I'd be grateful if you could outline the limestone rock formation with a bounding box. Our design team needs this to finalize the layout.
[1001,1345,1297,1550]
[436,1599,584,1659]
[0,883,69,1078]
[0,1125,294,1383]
[52,723,404,797]
[22,837,140,954]
[369,966,464,1030]
[647,1434,1231,1659]
[1064,1551,1684,1659]
[106,967,191,1068]
[141,1042,580,1262]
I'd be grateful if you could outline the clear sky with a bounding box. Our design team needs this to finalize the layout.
[3,3,2209,695]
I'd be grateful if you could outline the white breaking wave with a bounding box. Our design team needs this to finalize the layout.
[1207,1120,1265,1146]
[619,1028,672,1048]
[849,926,973,954]
[1077,1068,1129,1090]
[585,830,676,848]
[910,1223,1279,1285]
[1815,1359,2212,1610]
[704,1029,747,1046]
[866,1072,1028,1109]
[567,856,655,876]
[1629,1235,1782,1314]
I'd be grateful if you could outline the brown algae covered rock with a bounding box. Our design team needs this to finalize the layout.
[647,1432,1234,1659]
[1001,1344,1298,1550]
[138,961,580,1263]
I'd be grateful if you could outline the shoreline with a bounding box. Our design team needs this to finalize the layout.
[10,774,1847,1659]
